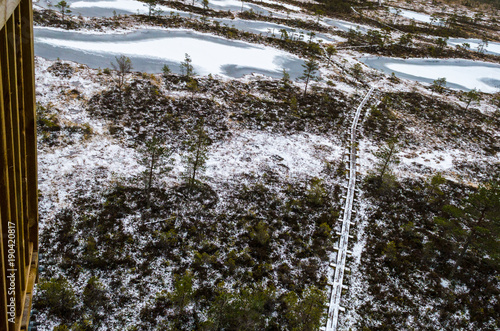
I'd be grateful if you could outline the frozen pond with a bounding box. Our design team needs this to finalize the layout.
[448,38,500,56]
[323,17,371,33]
[35,0,340,42]
[36,0,275,18]
[362,57,500,93]
[34,27,306,78]
[389,7,434,24]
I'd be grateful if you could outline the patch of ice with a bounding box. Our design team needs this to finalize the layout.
[448,38,500,55]
[71,0,184,14]
[385,62,500,93]
[35,29,301,77]
[389,7,433,24]
[259,0,303,12]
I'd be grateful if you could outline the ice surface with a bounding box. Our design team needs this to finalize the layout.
[385,62,500,93]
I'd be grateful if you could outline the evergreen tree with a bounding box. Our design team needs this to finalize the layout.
[325,45,337,67]
[82,276,108,328]
[55,0,71,21]
[374,138,400,181]
[431,77,447,95]
[202,0,210,14]
[369,138,400,193]
[180,53,196,78]
[425,172,446,204]
[162,64,171,77]
[436,182,500,277]
[204,283,233,330]
[183,119,210,189]
[137,132,174,204]
[143,0,159,18]
[398,33,413,47]
[35,276,77,321]
[300,58,320,97]
[169,271,195,317]
[462,88,481,110]
[186,78,199,99]
[111,55,133,91]
[351,63,363,80]
[111,55,133,109]
[283,286,327,330]
[435,37,448,52]
[281,68,291,88]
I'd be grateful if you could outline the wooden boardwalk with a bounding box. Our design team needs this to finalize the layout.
[325,86,375,331]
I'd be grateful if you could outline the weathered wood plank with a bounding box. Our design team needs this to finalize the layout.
[14,5,30,282]
[0,43,12,331]
[0,0,21,30]
[1,1,38,329]
[1,22,19,331]
[5,15,25,317]
[19,0,36,253]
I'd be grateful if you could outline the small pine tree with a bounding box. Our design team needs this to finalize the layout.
[398,33,413,47]
[431,77,447,95]
[162,64,171,77]
[477,36,488,53]
[111,55,133,91]
[202,0,210,14]
[436,181,500,277]
[82,276,108,327]
[162,64,172,88]
[351,63,363,81]
[143,0,159,18]
[111,55,132,109]
[55,0,71,21]
[186,78,199,99]
[283,286,327,330]
[373,138,400,185]
[169,271,195,316]
[137,132,174,204]
[299,58,320,97]
[435,37,448,52]
[462,88,481,110]
[180,53,196,78]
[325,45,337,67]
[183,119,210,190]
[281,68,291,88]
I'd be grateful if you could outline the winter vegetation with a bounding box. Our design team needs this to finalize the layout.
[30,0,499,330]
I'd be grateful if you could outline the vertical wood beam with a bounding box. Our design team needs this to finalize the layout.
[19,0,37,255]
[0,34,12,331]
[1,0,38,329]
[5,14,25,317]
[1,21,18,331]
[14,4,30,280]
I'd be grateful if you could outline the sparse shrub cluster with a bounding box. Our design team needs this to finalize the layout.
[36,102,92,147]
[364,92,499,155]
[356,176,500,329]
[37,170,342,329]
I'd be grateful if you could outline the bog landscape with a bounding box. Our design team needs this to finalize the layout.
[30,0,499,329]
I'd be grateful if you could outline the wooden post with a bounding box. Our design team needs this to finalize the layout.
[1,0,38,329]
[0,46,11,331]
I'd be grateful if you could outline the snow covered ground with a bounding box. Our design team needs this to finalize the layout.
[206,130,342,181]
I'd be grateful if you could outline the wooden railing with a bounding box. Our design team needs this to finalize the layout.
[0,0,38,330]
